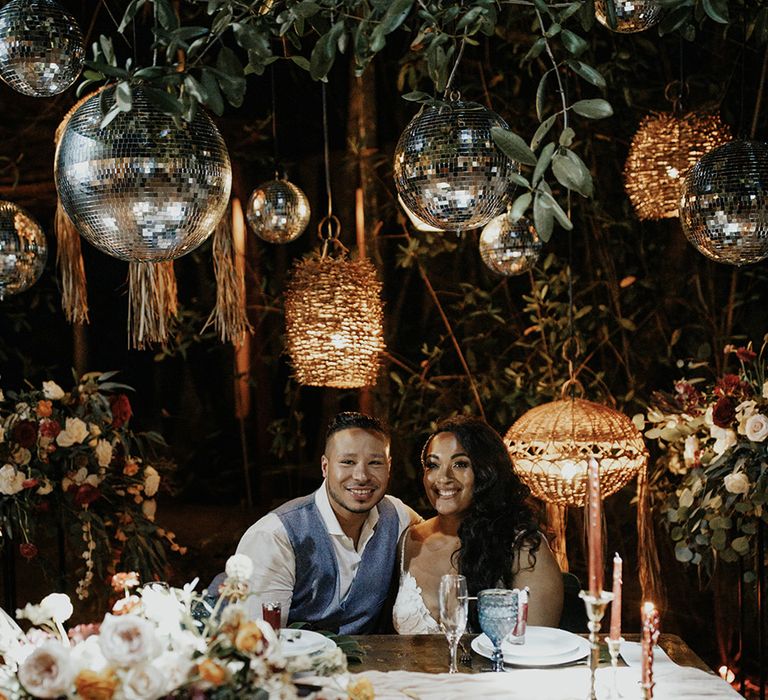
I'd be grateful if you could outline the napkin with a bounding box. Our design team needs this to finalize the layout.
[619,641,676,669]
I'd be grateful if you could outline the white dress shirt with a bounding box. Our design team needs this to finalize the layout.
[236,482,421,623]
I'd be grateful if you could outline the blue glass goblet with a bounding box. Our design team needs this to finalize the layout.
[478,588,519,672]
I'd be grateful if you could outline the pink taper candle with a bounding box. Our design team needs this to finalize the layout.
[641,602,661,697]
[586,458,603,596]
[609,553,622,640]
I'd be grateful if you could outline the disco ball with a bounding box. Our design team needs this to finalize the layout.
[397,194,444,232]
[680,140,768,266]
[55,86,232,262]
[0,201,46,299]
[394,100,517,230]
[594,0,662,32]
[246,178,310,243]
[0,0,84,96]
[479,214,542,275]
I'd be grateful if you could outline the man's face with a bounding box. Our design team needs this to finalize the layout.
[322,427,391,516]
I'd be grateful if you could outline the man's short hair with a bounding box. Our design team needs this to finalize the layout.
[325,411,390,446]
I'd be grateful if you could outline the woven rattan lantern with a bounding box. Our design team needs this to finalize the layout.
[284,251,385,388]
[624,112,731,220]
[505,398,647,507]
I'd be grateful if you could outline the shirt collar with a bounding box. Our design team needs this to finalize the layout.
[315,480,380,538]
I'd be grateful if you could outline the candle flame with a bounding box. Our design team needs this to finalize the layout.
[718,666,735,684]
[642,601,656,614]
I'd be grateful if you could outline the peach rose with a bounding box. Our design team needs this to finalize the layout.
[36,400,53,417]
[123,461,139,477]
[234,621,264,653]
[197,658,227,686]
[74,669,118,700]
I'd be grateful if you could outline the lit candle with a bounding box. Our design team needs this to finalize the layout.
[586,458,603,596]
[609,553,622,640]
[641,601,660,697]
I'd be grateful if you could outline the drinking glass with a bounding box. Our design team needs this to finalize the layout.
[439,574,468,674]
[478,588,518,672]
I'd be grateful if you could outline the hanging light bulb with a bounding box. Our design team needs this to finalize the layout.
[247,178,310,243]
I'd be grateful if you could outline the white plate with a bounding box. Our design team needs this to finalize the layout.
[471,628,590,667]
[279,629,336,657]
[477,626,581,658]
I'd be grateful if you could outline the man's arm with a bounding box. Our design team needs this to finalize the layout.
[386,495,424,534]
[235,513,295,624]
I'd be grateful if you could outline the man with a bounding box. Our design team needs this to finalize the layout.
[236,411,420,634]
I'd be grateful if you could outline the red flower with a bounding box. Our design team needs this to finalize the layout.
[21,478,38,489]
[11,420,37,448]
[714,374,753,400]
[109,394,133,429]
[38,419,61,439]
[19,543,38,560]
[736,346,757,363]
[73,484,101,507]
[712,396,737,428]
[674,381,704,413]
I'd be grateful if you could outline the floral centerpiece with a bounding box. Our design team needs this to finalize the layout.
[0,372,182,598]
[641,339,768,581]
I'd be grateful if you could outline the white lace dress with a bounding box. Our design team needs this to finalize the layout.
[392,531,442,634]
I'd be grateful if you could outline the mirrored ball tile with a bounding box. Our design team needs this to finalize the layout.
[680,140,768,266]
[55,86,232,262]
[0,0,83,96]
[480,215,542,276]
[594,0,662,33]
[247,179,310,244]
[0,201,46,299]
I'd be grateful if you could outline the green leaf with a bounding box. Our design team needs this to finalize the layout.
[732,536,750,555]
[566,59,606,88]
[154,0,178,30]
[379,0,414,34]
[533,142,555,186]
[552,151,593,197]
[533,191,554,242]
[540,191,573,230]
[559,127,575,147]
[118,0,146,33]
[491,126,536,167]
[571,98,613,119]
[100,105,121,129]
[674,544,694,562]
[84,60,129,79]
[99,34,116,64]
[310,21,344,81]
[524,36,546,62]
[535,71,550,122]
[141,85,183,115]
[402,90,432,102]
[115,81,132,112]
[216,47,246,107]
[619,317,637,331]
[509,172,531,189]
[659,6,693,35]
[289,55,310,71]
[702,0,728,23]
[456,6,484,32]
[560,28,588,55]
[531,116,556,151]
[510,193,532,222]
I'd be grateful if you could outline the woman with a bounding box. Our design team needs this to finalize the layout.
[392,416,563,634]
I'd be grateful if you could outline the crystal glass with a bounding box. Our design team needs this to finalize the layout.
[478,588,518,672]
[439,574,468,674]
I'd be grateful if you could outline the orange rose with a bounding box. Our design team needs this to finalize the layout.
[197,658,227,686]
[35,400,53,417]
[234,621,264,653]
[123,461,139,477]
[75,670,118,700]
[348,677,375,700]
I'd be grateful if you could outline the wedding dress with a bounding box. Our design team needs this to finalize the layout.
[392,531,441,634]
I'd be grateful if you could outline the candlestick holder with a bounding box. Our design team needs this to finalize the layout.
[579,590,614,700]
[605,635,624,698]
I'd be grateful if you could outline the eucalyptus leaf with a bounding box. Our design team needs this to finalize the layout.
[510,192,532,221]
[702,0,729,23]
[571,98,613,119]
[115,81,132,112]
[540,191,573,230]
[491,127,536,167]
[533,191,554,242]
[531,116,556,151]
[560,28,588,55]
[533,142,555,186]
[141,85,184,115]
[566,59,606,88]
[552,152,592,197]
[535,71,550,122]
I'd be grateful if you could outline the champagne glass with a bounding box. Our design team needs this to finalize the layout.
[439,574,468,674]
[478,588,518,672]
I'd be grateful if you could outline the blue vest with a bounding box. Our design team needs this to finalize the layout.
[275,493,400,634]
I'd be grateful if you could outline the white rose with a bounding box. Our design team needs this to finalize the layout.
[12,447,31,466]
[724,471,751,495]
[143,466,160,498]
[56,417,89,447]
[0,464,25,495]
[42,381,65,401]
[16,602,51,626]
[225,553,253,581]
[763,381,768,399]
[745,414,768,442]
[89,423,102,437]
[98,614,159,667]
[121,662,167,700]
[142,499,157,521]
[155,652,194,693]
[17,641,72,698]
[683,435,699,467]
[94,440,113,468]
[41,593,73,624]
[711,426,737,456]
[69,635,108,674]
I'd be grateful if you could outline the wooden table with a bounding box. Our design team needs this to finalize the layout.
[351,633,712,675]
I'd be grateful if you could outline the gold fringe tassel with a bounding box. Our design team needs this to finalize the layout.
[127,261,178,350]
[54,201,89,324]
[546,503,569,572]
[203,199,253,346]
[637,463,666,607]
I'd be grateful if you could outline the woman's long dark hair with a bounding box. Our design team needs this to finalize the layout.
[421,416,541,598]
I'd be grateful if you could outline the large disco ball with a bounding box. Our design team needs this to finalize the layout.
[680,140,768,266]
[595,0,662,32]
[0,0,84,96]
[0,201,46,299]
[246,178,310,243]
[479,214,542,275]
[55,86,231,262]
[394,100,517,230]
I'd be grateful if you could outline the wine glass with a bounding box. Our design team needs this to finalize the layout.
[439,574,468,674]
[478,588,519,672]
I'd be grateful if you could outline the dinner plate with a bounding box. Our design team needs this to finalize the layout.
[471,628,590,667]
[279,629,336,657]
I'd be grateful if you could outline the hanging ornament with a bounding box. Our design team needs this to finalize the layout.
[0,0,83,96]
[0,201,47,299]
[398,194,444,233]
[479,214,542,275]
[624,112,731,220]
[394,97,517,231]
[680,139,768,265]
[55,85,232,262]
[246,178,310,243]
[594,0,662,33]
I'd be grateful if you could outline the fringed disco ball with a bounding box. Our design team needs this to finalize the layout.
[247,178,310,243]
[0,201,46,299]
[398,194,444,232]
[479,214,542,275]
[394,100,517,230]
[680,140,768,265]
[0,0,84,96]
[55,86,231,262]
[595,0,662,32]
[505,398,647,507]
[624,112,731,220]
[284,254,385,388]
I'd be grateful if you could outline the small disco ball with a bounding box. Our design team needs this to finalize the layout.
[479,214,542,276]
[680,140,768,266]
[594,0,662,32]
[246,178,310,243]
[394,100,517,230]
[624,112,731,220]
[55,86,231,262]
[0,0,84,96]
[0,201,46,299]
